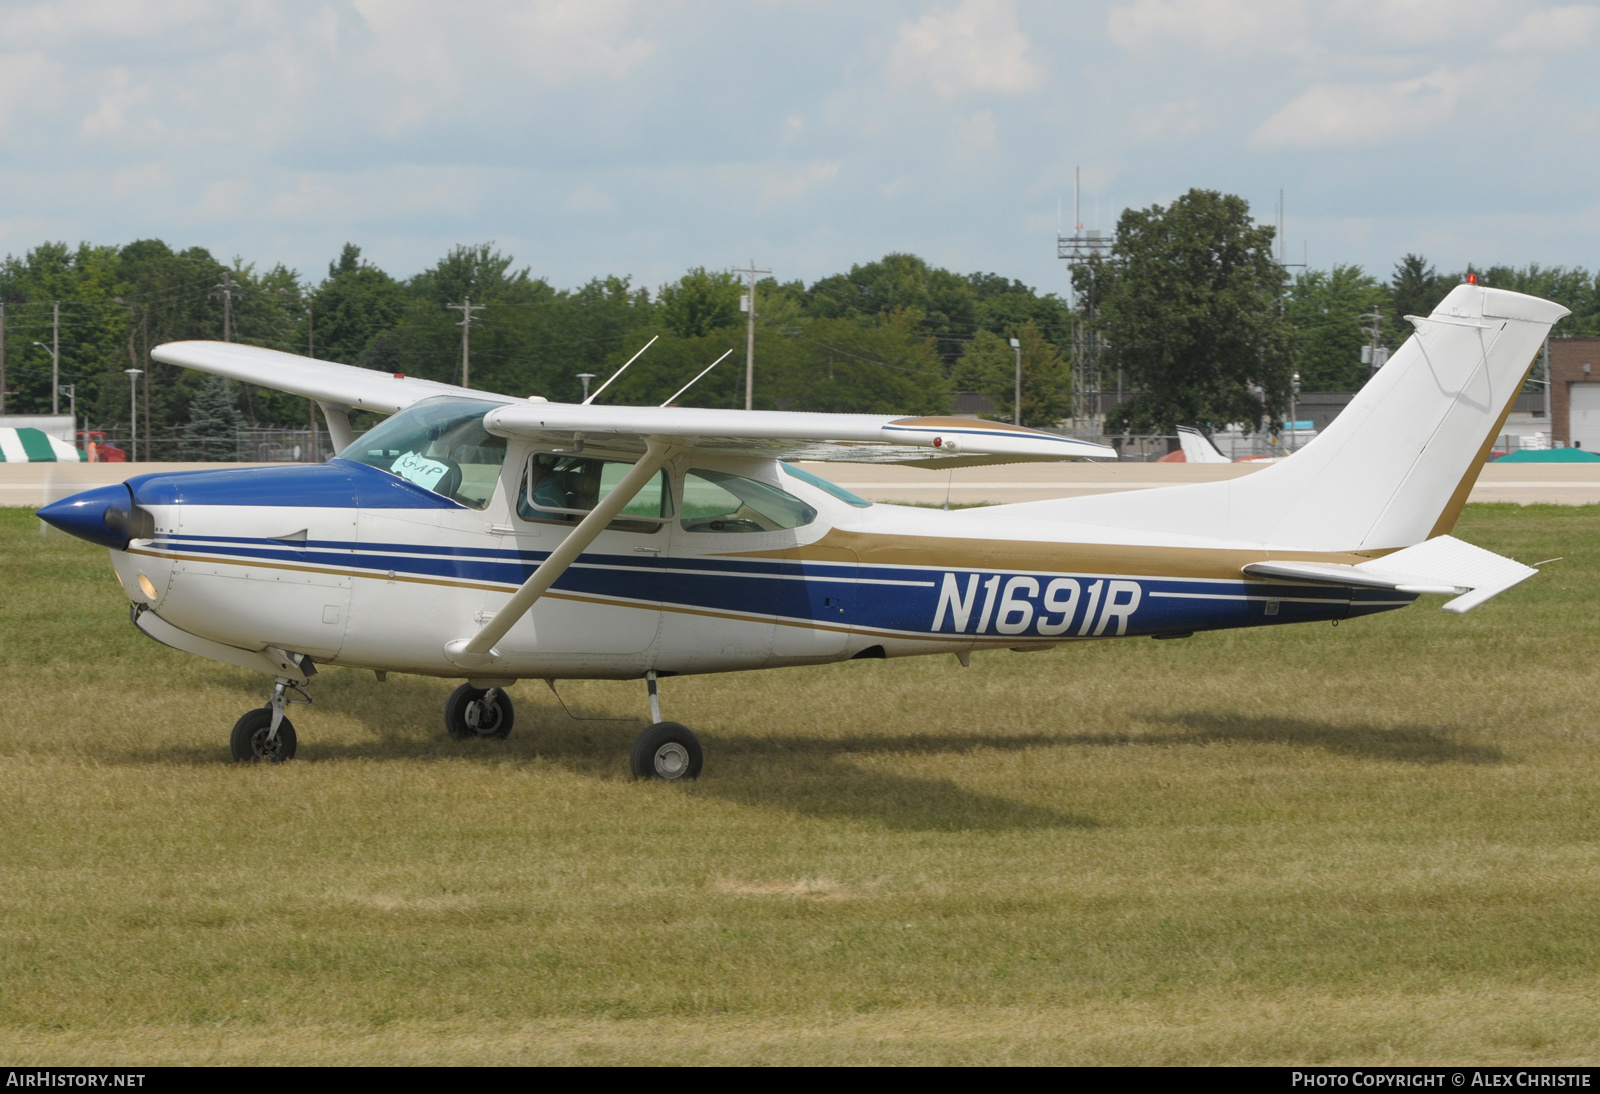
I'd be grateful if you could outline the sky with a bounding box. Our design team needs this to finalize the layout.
[2,0,1597,297]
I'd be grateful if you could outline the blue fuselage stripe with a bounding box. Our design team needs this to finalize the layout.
[146,533,1411,639]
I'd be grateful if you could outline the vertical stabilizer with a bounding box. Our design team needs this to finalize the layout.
[1010,286,1569,551]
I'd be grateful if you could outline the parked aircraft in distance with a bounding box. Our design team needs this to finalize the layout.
[39,285,1567,778]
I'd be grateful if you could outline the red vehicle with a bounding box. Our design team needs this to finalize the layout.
[78,430,126,462]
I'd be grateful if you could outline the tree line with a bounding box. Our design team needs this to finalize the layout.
[0,241,1074,452]
[1074,189,1600,435]
[3,201,1597,451]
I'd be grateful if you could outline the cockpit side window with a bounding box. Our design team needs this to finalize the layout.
[518,453,673,533]
[680,469,817,533]
[340,397,509,510]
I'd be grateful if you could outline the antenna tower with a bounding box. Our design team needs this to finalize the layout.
[1056,167,1114,435]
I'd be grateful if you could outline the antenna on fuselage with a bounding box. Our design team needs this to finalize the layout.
[661,349,733,407]
[583,334,659,405]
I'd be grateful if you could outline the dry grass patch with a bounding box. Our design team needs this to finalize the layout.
[1,505,1598,1064]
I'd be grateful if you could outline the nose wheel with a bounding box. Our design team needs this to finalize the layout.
[230,708,298,762]
[445,684,515,740]
[230,676,309,762]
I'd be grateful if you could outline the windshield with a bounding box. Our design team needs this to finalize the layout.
[340,397,509,509]
[781,462,873,508]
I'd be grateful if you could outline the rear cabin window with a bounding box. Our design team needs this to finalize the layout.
[680,469,817,533]
[341,397,508,510]
[518,454,673,533]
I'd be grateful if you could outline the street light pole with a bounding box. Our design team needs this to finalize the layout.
[60,384,76,449]
[1009,337,1023,426]
[1290,371,1301,454]
[125,369,142,462]
[32,341,59,417]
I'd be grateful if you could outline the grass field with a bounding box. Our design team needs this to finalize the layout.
[1,503,1598,1065]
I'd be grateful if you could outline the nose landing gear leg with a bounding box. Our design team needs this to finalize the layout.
[230,676,310,763]
[630,670,702,781]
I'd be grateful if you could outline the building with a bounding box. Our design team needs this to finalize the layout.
[1550,337,1600,450]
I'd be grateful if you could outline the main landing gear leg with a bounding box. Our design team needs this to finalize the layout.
[230,676,307,763]
[630,670,703,781]
[445,684,515,740]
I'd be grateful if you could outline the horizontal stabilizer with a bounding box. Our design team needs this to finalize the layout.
[1243,535,1537,613]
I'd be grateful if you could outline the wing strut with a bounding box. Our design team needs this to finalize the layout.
[444,438,679,669]
[317,401,354,453]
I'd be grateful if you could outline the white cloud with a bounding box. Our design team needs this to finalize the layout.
[1251,68,1464,150]
[80,67,154,139]
[0,52,60,135]
[1497,4,1600,51]
[1133,98,1203,141]
[1107,0,1306,51]
[759,161,841,204]
[888,0,1041,98]
[563,185,615,212]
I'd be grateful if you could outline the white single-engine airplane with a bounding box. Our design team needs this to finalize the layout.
[40,285,1567,778]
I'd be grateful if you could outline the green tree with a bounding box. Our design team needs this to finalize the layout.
[1076,189,1295,434]
[953,322,1071,427]
[1474,263,1597,337]
[182,374,243,459]
[657,267,741,338]
[1389,254,1452,334]
[1286,265,1392,390]
[311,244,406,365]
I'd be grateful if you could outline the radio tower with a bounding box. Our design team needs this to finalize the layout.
[1057,167,1113,436]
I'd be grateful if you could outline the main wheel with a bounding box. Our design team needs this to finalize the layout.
[630,722,703,781]
[444,684,515,740]
[230,707,298,763]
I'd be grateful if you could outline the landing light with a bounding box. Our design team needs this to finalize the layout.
[138,574,157,601]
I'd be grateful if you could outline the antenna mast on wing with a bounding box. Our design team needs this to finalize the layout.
[661,349,733,407]
[583,334,659,405]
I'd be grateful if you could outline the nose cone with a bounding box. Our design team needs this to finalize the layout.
[38,484,140,550]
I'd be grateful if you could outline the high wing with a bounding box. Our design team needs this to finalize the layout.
[152,340,1115,466]
[152,341,507,450]
[482,405,1113,465]
[153,341,491,415]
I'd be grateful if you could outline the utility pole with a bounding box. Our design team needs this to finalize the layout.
[0,300,6,415]
[214,270,234,342]
[446,298,486,388]
[52,301,59,413]
[281,287,319,460]
[732,261,769,411]
[1359,308,1387,371]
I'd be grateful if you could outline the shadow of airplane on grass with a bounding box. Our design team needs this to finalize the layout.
[109,675,1501,832]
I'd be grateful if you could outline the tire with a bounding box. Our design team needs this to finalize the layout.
[630,722,703,781]
[230,707,298,763]
[444,684,515,741]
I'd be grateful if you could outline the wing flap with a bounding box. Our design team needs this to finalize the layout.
[1243,535,1537,613]
[482,405,1115,464]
